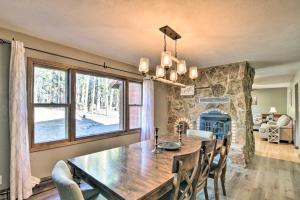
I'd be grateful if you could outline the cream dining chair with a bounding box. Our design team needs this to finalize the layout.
[52,160,106,200]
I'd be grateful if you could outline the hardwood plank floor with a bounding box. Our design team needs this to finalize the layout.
[30,133,300,200]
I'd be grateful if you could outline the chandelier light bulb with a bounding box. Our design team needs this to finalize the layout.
[177,60,187,75]
[189,66,198,80]
[156,65,165,78]
[139,57,149,74]
[161,51,172,68]
[169,70,178,81]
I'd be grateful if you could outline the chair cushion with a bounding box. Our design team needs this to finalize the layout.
[82,189,104,200]
[213,154,220,164]
[86,193,107,200]
[210,162,218,172]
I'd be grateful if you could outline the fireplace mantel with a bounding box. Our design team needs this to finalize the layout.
[197,97,230,104]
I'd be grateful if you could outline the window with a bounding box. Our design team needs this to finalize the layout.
[33,66,68,144]
[75,73,124,138]
[128,82,142,129]
[28,58,141,151]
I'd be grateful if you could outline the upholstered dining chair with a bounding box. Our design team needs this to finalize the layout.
[52,160,106,200]
[186,129,215,140]
[193,139,217,200]
[159,147,202,200]
[208,133,232,200]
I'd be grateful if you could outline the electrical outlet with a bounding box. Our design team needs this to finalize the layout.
[0,175,2,185]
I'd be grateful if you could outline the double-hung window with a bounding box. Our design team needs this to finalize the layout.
[28,58,141,151]
[75,72,124,138]
[33,66,69,144]
[128,81,142,129]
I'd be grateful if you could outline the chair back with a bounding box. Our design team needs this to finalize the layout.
[223,132,232,154]
[186,129,215,140]
[217,132,232,171]
[170,147,201,200]
[52,160,84,200]
[193,139,217,192]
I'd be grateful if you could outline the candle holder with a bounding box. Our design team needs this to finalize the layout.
[152,128,161,154]
[178,124,183,146]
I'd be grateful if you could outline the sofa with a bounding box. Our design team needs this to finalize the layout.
[259,115,293,143]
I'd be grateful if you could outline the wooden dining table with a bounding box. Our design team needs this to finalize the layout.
[68,134,223,200]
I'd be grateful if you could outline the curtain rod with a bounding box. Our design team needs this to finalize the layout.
[0,38,142,76]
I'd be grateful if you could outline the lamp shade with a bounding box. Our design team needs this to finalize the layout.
[169,70,178,81]
[177,60,187,75]
[189,66,198,80]
[139,57,149,73]
[269,107,277,114]
[161,51,172,68]
[155,65,165,78]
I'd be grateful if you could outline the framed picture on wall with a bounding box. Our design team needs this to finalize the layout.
[252,96,258,105]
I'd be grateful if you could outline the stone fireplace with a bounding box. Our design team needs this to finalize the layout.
[168,62,255,166]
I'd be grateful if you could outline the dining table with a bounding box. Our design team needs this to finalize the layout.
[68,134,223,200]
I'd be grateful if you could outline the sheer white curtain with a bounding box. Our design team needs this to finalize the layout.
[9,40,39,200]
[141,77,154,141]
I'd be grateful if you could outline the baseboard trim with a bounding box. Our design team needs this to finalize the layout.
[32,176,55,196]
[0,188,9,200]
[0,176,55,200]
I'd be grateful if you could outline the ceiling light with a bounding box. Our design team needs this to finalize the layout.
[161,51,172,68]
[189,66,198,80]
[177,60,187,75]
[156,65,165,78]
[169,70,178,81]
[139,57,149,74]
[138,25,197,87]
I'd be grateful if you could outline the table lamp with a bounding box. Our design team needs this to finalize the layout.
[268,107,277,121]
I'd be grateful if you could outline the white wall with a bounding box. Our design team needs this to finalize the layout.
[287,68,300,147]
[252,88,287,117]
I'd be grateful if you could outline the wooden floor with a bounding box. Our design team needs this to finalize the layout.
[30,133,300,200]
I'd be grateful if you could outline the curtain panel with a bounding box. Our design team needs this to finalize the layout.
[141,78,154,141]
[9,40,39,200]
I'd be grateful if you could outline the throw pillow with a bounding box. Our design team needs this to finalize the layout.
[277,115,290,127]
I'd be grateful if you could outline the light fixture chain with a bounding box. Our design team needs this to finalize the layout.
[175,39,178,58]
[164,33,167,51]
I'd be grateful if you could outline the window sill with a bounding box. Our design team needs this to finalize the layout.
[30,130,140,153]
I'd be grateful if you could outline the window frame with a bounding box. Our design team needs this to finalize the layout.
[27,58,142,152]
[127,81,143,130]
[31,65,70,146]
[73,70,126,140]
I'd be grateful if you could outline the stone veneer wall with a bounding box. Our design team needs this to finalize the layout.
[167,62,255,166]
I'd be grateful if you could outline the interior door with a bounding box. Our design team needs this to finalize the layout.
[295,83,299,148]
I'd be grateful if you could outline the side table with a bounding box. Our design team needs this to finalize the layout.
[268,125,280,144]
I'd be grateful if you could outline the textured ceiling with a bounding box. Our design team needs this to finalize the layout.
[0,0,299,88]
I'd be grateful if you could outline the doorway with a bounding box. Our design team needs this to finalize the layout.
[295,83,299,148]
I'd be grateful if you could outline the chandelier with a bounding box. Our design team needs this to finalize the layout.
[138,25,198,87]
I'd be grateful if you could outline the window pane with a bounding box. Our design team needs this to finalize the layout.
[34,66,67,104]
[129,106,141,129]
[75,73,123,138]
[128,82,142,105]
[34,107,68,143]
